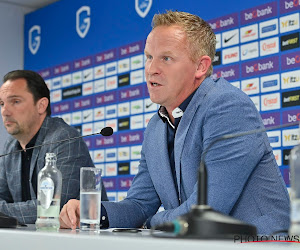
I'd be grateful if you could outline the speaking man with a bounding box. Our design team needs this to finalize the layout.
[60,11,289,234]
[0,70,107,224]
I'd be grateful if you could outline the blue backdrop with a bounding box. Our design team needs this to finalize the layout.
[24,0,300,201]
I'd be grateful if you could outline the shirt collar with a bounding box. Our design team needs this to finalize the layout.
[17,130,40,151]
[158,88,198,129]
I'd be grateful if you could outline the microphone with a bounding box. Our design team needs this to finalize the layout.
[100,126,114,137]
[0,126,113,158]
[152,121,299,239]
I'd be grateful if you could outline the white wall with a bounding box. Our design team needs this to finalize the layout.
[0,3,33,153]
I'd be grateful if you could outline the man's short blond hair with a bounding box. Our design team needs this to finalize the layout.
[152,10,216,76]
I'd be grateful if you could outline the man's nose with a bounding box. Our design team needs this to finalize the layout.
[146,58,161,76]
[1,104,11,116]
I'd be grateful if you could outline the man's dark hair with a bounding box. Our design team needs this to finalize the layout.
[3,70,51,116]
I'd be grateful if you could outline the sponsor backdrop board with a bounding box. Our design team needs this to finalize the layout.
[25,0,300,200]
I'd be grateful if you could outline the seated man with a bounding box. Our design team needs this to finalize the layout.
[60,11,290,234]
[0,70,107,224]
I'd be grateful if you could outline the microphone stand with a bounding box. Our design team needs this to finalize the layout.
[174,158,257,239]
[0,127,113,158]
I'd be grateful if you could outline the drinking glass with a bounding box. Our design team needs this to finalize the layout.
[80,167,102,231]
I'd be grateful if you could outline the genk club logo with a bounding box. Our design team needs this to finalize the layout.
[135,0,152,18]
[28,25,41,55]
[76,6,91,38]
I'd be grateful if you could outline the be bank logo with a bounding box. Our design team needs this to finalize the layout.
[282,109,300,124]
[261,112,280,127]
[76,6,91,38]
[261,92,280,111]
[241,56,279,78]
[211,64,239,81]
[280,0,300,14]
[103,179,116,191]
[281,51,300,71]
[208,14,238,33]
[241,2,277,25]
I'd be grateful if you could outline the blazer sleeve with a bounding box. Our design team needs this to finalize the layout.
[0,151,38,224]
[102,145,162,228]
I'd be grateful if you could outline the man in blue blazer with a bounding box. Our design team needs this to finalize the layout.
[60,11,290,234]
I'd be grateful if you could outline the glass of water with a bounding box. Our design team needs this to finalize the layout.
[80,167,102,231]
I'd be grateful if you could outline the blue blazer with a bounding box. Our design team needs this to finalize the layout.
[103,77,290,234]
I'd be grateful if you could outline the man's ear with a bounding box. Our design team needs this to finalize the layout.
[195,56,212,79]
[37,97,49,114]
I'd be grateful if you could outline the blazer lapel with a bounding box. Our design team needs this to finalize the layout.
[29,117,50,199]
[9,142,22,201]
[174,78,216,199]
[149,118,179,207]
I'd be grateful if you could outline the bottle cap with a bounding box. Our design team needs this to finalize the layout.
[45,152,57,161]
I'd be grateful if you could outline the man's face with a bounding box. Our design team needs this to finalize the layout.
[144,25,199,111]
[0,78,41,139]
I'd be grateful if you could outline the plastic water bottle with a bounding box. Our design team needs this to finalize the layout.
[35,153,62,231]
[289,145,300,235]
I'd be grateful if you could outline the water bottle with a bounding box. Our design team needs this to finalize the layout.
[35,153,62,231]
[289,145,300,235]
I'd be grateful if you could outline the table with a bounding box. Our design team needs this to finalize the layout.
[0,225,298,250]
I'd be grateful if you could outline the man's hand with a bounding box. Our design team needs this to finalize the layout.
[59,199,80,230]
